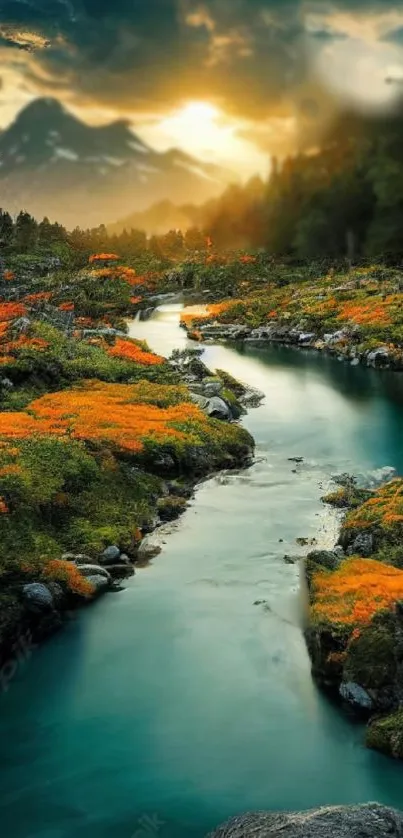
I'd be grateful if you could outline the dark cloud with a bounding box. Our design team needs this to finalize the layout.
[1,1,403,120]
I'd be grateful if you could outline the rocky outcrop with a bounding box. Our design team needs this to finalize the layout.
[207,804,403,837]
[189,320,403,371]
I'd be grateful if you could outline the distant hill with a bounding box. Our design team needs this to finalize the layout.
[107,199,209,235]
[0,98,234,228]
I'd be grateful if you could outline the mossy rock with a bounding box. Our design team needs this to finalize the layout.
[367,710,403,758]
[344,611,396,695]
[157,496,188,522]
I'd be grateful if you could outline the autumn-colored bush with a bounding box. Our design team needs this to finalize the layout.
[89,253,120,263]
[107,338,164,366]
[311,557,403,629]
[0,303,27,322]
[42,559,94,596]
[344,479,403,531]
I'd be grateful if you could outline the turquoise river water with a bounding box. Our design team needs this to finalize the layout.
[1,305,403,838]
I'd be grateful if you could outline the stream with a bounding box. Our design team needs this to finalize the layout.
[1,304,403,838]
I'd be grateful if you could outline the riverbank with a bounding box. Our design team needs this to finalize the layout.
[178,264,403,372]
[0,319,255,675]
[305,474,403,759]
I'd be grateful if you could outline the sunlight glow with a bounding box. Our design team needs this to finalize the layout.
[143,100,268,178]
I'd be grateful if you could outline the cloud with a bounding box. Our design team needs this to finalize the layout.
[1,0,403,153]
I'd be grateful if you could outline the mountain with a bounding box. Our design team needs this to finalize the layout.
[107,199,206,235]
[0,98,234,228]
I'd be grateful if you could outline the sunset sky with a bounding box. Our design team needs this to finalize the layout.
[2,1,403,177]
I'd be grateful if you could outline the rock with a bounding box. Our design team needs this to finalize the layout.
[64,553,92,564]
[298,332,316,344]
[306,549,342,571]
[367,346,390,368]
[101,545,120,563]
[206,804,403,838]
[85,574,111,595]
[206,397,232,421]
[137,539,162,561]
[348,531,374,557]
[340,681,373,712]
[77,564,111,581]
[351,358,360,366]
[203,380,223,397]
[22,583,54,609]
[189,392,209,410]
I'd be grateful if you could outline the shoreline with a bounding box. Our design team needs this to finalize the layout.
[0,344,258,690]
[183,320,403,372]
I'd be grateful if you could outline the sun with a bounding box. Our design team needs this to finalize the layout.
[180,101,220,123]
[142,99,269,178]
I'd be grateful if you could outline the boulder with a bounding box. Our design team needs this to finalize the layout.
[137,539,162,561]
[101,545,120,563]
[306,550,342,571]
[189,392,209,410]
[85,574,111,595]
[348,532,373,557]
[366,346,390,368]
[22,583,54,609]
[77,564,111,581]
[64,553,92,564]
[206,804,403,838]
[340,681,373,712]
[206,397,232,421]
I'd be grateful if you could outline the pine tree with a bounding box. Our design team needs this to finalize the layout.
[0,209,13,247]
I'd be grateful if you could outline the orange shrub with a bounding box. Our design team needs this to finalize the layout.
[58,302,74,312]
[345,479,403,530]
[311,557,403,628]
[43,560,94,597]
[107,338,164,366]
[3,270,15,282]
[0,303,27,322]
[89,253,120,263]
[0,496,9,514]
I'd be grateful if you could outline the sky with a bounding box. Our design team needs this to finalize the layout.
[1,1,403,176]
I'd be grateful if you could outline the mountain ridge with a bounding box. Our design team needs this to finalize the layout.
[0,98,233,228]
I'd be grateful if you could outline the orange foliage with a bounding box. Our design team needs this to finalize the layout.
[0,496,9,514]
[345,479,403,530]
[130,296,142,305]
[107,338,164,366]
[0,303,27,322]
[0,336,49,356]
[3,270,15,282]
[58,302,74,311]
[311,557,403,628]
[0,381,204,456]
[89,253,120,263]
[24,292,52,304]
[43,560,94,597]
[338,300,392,326]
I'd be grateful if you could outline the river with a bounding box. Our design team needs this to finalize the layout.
[1,304,403,838]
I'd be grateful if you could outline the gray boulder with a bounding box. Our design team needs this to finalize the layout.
[137,539,162,561]
[22,583,54,609]
[306,550,342,571]
[77,564,111,581]
[85,574,111,595]
[206,397,232,421]
[207,804,403,837]
[340,681,373,712]
[366,346,390,368]
[348,532,374,557]
[101,545,120,563]
[189,392,209,410]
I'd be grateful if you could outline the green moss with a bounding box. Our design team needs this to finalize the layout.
[367,710,403,758]
[343,611,396,691]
